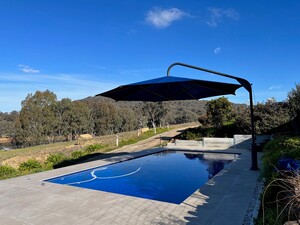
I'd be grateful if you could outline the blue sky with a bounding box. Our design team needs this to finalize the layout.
[0,0,299,112]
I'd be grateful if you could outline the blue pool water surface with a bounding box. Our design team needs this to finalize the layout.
[45,150,236,204]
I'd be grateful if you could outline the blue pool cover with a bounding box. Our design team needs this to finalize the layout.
[45,150,236,204]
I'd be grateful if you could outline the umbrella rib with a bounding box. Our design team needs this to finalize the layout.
[196,82,236,95]
[138,86,168,101]
[174,86,198,99]
[174,82,236,100]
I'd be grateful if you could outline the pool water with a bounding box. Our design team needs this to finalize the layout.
[45,150,236,204]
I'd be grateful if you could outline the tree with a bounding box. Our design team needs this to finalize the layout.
[0,111,18,137]
[142,102,167,133]
[117,107,136,132]
[90,101,120,135]
[287,83,300,130]
[63,101,93,140]
[54,99,93,140]
[16,90,57,145]
[235,99,290,134]
[206,97,233,129]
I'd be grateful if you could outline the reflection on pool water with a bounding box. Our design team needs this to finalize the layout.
[45,150,237,204]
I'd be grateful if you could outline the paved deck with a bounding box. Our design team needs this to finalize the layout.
[0,145,262,225]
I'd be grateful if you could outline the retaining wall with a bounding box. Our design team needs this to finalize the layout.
[173,134,272,149]
[202,137,234,148]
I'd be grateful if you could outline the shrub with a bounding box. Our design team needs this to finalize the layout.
[215,122,237,137]
[175,124,237,140]
[185,131,200,141]
[85,144,104,153]
[71,150,85,159]
[45,153,67,166]
[281,137,300,149]
[0,165,18,180]
[18,159,42,172]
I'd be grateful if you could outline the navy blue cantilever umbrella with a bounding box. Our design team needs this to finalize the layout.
[97,76,242,102]
[97,62,258,171]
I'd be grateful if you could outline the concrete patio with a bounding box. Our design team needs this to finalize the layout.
[0,145,262,225]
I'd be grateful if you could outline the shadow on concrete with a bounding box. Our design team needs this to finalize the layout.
[159,136,173,141]
[176,129,188,133]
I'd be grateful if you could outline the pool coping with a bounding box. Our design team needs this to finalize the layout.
[0,146,262,225]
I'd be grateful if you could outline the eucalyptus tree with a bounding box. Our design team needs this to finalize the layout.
[63,101,93,140]
[16,90,57,145]
[0,111,18,137]
[53,99,92,140]
[142,102,167,133]
[90,101,120,135]
[117,106,136,132]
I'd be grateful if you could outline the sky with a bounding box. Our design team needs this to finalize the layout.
[0,0,299,112]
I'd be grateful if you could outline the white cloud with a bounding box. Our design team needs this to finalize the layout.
[18,64,40,73]
[268,85,283,90]
[207,8,239,27]
[0,72,118,112]
[145,7,186,28]
[214,47,221,54]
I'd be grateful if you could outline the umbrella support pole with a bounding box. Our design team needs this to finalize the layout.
[167,62,258,170]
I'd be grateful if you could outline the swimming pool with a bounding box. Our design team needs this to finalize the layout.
[45,150,237,204]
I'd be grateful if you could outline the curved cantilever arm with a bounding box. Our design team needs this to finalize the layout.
[167,62,258,170]
[167,62,252,92]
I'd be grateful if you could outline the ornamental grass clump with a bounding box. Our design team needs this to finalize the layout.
[262,170,300,224]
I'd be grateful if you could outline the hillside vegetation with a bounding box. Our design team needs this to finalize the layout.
[0,92,208,147]
[0,90,246,148]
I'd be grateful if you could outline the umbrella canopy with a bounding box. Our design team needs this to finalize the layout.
[97,76,242,102]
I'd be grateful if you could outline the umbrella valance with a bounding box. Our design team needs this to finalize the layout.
[97,76,242,102]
